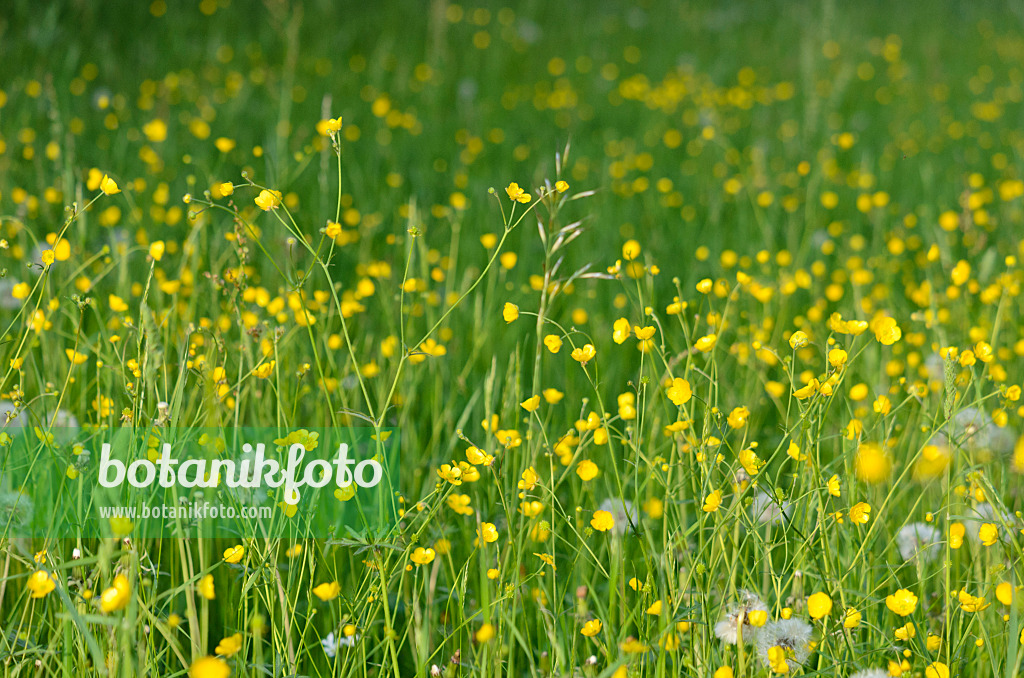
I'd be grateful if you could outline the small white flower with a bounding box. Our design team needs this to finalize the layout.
[322,632,337,658]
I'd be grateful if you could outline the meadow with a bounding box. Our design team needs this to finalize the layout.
[2,0,1024,676]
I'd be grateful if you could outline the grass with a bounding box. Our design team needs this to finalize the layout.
[2,0,1024,676]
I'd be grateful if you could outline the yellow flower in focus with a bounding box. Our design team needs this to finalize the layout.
[925,662,949,678]
[478,522,499,544]
[41,249,55,266]
[312,581,341,601]
[886,588,918,616]
[702,489,723,513]
[807,591,832,619]
[612,317,631,344]
[726,406,749,429]
[581,619,602,636]
[502,302,519,323]
[100,574,131,612]
[957,590,989,612]
[520,395,541,412]
[214,633,243,657]
[255,189,282,210]
[849,502,871,524]
[747,610,767,627]
[827,475,841,497]
[27,570,57,598]
[99,174,120,195]
[591,510,614,532]
[555,180,569,193]
[843,607,862,628]
[789,331,808,349]
[222,545,245,564]
[571,344,596,364]
[189,656,230,678]
[326,117,343,132]
[505,182,531,203]
[667,378,692,406]
[543,334,563,353]
[411,547,436,565]
[827,348,847,369]
[576,460,599,481]
[218,182,234,196]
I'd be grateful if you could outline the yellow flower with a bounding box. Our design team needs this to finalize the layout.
[957,589,989,612]
[855,442,891,483]
[100,574,131,612]
[475,622,496,643]
[827,475,841,497]
[807,591,832,619]
[218,182,234,196]
[591,510,614,532]
[27,570,57,598]
[714,668,734,678]
[767,646,789,674]
[872,316,902,345]
[886,588,918,616]
[702,489,723,513]
[41,249,55,266]
[843,607,862,628]
[197,574,216,600]
[695,334,717,352]
[11,282,31,299]
[979,522,999,546]
[326,117,343,132]
[895,622,915,641]
[465,446,494,467]
[949,522,965,549]
[555,180,569,193]
[571,344,596,364]
[747,610,767,627]
[789,330,808,349]
[520,395,541,412]
[411,547,436,565]
[925,662,949,678]
[252,360,275,379]
[787,441,806,461]
[478,522,499,544]
[189,656,230,678]
[502,302,519,323]
[726,406,749,429]
[518,466,540,491]
[214,632,243,657]
[254,188,282,210]
[849,501,871,524]
[543,334,563,353]
[996,582,1015,606]
[612,317,631,344]
[505,182,531,203]
[576,460,599,481]
[149,240,166,261]
[581,619,602,637]
[222,545,245,564]
[312,581,341,601]
[65,349,88,365]
[542,388,564,404]
[827,348,847,369]
[667,378,692,406]
[646,600,663,615]
[99,174,120,195]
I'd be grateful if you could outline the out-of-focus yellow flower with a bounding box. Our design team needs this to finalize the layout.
[197,574,215,600]
[543,334,562,353]
[855,442,891,483]
[214,633,243,657]
[807,591,832,619]
[100,574,131,612]
[149,240,165,261]
[312,581,341,601]
[189,656,230,678]
[581,619,602,636]
[27,570,57,598]
[478,522,498,544]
